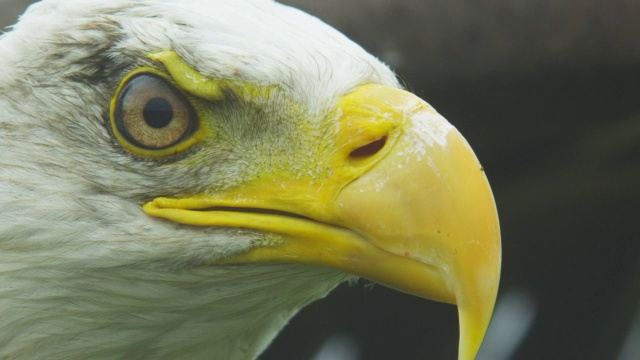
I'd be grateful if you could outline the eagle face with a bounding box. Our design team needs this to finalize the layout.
[0,1,500,359]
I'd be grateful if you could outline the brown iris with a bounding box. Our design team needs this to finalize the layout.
[115,74,196,149]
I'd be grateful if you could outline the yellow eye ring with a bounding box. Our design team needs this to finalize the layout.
[110,68,204,157]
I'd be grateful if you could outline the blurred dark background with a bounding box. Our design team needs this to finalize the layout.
[2,1,638,359]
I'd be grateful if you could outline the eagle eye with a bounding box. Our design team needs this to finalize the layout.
[113,74,198,152]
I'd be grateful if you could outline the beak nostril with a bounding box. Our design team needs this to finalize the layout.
[349,136,387,159]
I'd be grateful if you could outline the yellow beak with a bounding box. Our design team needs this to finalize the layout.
[144,84,501,360]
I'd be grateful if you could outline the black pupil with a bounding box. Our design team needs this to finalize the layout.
[143,97,173,128]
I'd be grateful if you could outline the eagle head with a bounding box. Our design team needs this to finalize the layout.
[0,0,500,359]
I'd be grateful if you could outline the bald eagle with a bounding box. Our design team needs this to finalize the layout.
[0,0,500,359]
